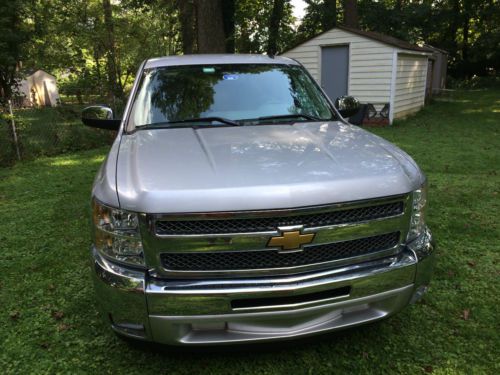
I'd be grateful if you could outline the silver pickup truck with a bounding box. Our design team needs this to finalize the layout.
[82,54,434,346]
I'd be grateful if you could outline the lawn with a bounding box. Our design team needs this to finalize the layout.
[0,89,499,374]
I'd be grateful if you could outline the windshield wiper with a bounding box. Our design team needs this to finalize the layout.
[144,117,241,128]
[244,113,325,124]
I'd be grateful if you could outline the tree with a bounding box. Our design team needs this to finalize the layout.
[225,0,295,54]
[297,0,339,43]
[177,0,196,54]
[0,0,28,102]
[267,0,288,55]
[356,0,500,79]
[222,0,236,53]
[103,0,123,101]
[322,0,337,30]
[343,0,359,28]
[195,0,226,53]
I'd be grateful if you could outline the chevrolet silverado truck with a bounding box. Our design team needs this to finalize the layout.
[82,54,435,345]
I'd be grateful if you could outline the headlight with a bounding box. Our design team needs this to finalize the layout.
[92,199,144,266]
[407,182,428,241]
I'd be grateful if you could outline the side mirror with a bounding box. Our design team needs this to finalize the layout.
[334,96,361,118]
[82,105,121,130]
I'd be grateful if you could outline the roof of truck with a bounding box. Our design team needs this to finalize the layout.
[145,54,300,69]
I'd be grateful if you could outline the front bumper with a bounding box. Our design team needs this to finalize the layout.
[91,229,435,345]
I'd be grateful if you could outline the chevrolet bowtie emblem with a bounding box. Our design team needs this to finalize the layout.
[268,230,315,251]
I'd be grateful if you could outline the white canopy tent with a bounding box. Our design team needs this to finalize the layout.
[17,69,60,107]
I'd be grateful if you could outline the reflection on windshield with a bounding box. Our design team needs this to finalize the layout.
[130,64,334,127]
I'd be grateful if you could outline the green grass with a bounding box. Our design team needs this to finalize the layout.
[1,90,499,374]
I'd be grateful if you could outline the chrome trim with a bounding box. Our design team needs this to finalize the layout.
[146,251,417,315]
[91,247,152,340]
[148,253,410,295]
[140,195,411,278]
[408,228,435,291]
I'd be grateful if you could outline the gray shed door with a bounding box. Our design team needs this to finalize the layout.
[321,46,349,101]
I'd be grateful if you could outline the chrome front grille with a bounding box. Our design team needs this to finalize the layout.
[142,195,411,278]
[155,201,404,235]
[160,232,400,271]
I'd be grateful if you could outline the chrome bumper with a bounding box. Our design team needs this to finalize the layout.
[91,230,435,345]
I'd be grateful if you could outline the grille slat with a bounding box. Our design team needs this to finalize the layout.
[156,201,404,236]
[160,232,400,271]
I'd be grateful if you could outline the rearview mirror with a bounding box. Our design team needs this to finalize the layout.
[334,96,361,118]
[82,105,121,130]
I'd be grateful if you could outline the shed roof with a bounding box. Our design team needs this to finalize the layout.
[285,26,434,54]
[423,44,448,54]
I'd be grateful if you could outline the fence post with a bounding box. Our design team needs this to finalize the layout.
[8,100,21,161]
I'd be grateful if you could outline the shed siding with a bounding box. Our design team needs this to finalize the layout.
[284,28,394,105]
[393,55,428,118]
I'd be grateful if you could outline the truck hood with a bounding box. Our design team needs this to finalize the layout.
[115,121,423,213]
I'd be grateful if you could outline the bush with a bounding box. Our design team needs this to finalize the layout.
[0,114,17,167]
[0,106,114,167]
[447,74,500,89]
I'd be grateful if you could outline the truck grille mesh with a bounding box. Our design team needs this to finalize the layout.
[155,201,404,235]
[160,232,400,271]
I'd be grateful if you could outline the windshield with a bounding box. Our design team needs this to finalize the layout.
[129,64,335,128]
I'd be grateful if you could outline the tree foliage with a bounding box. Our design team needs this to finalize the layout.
[364,0,499,77]
[0,0,29,102]
[297,0,499,78]
[2,0,496,103]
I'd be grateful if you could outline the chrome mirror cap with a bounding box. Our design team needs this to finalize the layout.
[82,105,120,130]
[334,96,361,118]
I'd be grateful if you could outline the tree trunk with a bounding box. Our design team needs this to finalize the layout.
[449,0,460,58]
[322,0,337,30]
[395,0,403,12]
[343,0,359,29]
[222,0,235,53]
[462,17,469,62]
[267,0,286,55]
[461,1,472,77]
[102,0,123,102]
[195,0,226,53]
[177,0,196,54]
[93,47,103,98]
[0,73,15,103]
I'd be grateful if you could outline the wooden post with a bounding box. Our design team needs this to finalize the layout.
[7,100,21,161]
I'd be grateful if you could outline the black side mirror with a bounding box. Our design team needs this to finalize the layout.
[82,105,121,130]
[334,96,361,118]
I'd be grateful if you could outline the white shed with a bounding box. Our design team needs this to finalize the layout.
[283,26,434,124]
[17,69,60,107]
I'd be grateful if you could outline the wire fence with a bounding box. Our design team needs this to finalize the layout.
[0,103,116,167]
